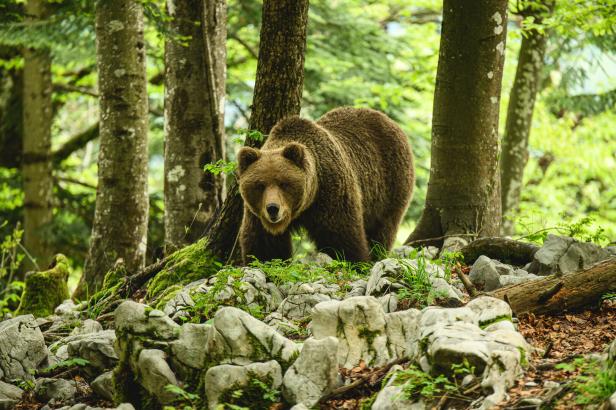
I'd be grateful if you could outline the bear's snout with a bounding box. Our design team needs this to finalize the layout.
[266,203,280,221]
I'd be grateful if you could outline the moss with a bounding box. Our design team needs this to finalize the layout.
[478,314,513,329]
[16,254,70,317]
[517,346,528,368]
[146,238,221,301]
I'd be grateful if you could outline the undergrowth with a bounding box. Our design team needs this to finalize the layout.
[556,356,616,405]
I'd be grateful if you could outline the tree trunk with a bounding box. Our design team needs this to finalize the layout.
[75,0,149,297]
[405,0,508,249]
[489,257,616,316]
[0,45,22,169]
[21,0,53,271]
[500,3,554,234]
[204,0,309,262]
[163,0,226,253]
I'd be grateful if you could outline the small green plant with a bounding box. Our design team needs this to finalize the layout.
[37,357,90,375]
[395,255,448,309]
[219,374,281,409]
[204,159,238,176]
[231,129,266,145]
[0,223,26,318]
[163,384,201,410]
[556,357,616,405]
[392,365,457,402]
[517,215,609,245]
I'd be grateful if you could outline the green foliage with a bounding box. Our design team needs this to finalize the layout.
[182,267,264,323]
[204,159,238,176]
[219,373,281,409]
[517,214,610,245]
[163,384,201,410]
[249,257,368,288]
[0,222,26,318]
[394,251,458,309]
[555,357,616,405]
[37,357,90,375]
[393,360,476,403]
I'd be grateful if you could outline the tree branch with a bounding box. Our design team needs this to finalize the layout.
[52,123,99,164]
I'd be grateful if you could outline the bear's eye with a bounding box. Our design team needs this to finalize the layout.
[279,182,290,190]
[255,183,265,191]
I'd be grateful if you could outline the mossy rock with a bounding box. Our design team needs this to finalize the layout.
[16,254,70,317]
[146,238,221,302]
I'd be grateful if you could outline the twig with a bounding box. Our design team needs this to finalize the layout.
[318,357,409,403]
[542,341,554,359]
[457,267,479,298]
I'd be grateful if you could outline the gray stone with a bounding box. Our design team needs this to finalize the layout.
[533,235,611,275]
[372,385,423,409]
[0,380,23,410]
[91,371,114,402]
[205,307,300,367]
[344,279,367,298]
[0,314,48,380]
[469,256,504,291]
[54,300,81,318]
[35,378,77,403]
[66,329,118,371]
[384,308,422,360]
[312,296,391,368]
[377,293,398,313]
[204,361,282,410]
[441,236,468,253]
[283,337,340,407]
[70,319,103,336]
[170,323,209,372]
[298,252,334,266]
[137,349,178,405]
[115,300,179,340]
[429,277,463,306]
[466,296,512,327]
[277,282,339,320]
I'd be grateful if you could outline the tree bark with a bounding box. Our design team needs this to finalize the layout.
[75,0,149,297]
[500,3,554,234]
[163,0,226,253]
[489,257,616,316]
[405,0,508,248]
[21,0,54,270]
[460,237,539,266]
[204,0,309,262]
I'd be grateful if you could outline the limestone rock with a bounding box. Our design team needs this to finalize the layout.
[532,234,610,275]
[137,349,178,405]
[115,300,179,340]
[283,337,340,407]
[204,361,282,410]
[0,380,23,410]
[35,378,76,403]
[66,329,118,371]
[206,307,300,368]
[0,314,48,380]
[277,282,339,320]
[70,319,103,336]
[91,371,114,402]
[312,296,392,368]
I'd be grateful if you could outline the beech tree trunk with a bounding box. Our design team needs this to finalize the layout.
[76,0,149,297]
[406,0,508,248]
[22,0,53,270]
[204,0,309,261]
[163,0,226,253]
[500,3,554,234]
[490,257,616,315]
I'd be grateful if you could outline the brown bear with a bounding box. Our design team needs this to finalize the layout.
[237,107,414,263]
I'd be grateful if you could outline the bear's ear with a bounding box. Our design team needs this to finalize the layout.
[238,147,261,174]
[282,143,306,168]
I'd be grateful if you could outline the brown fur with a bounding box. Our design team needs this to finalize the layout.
[237,107,414,263]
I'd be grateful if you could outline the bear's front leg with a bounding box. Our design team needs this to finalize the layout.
[311,224,371,262]
[239,208,293,264]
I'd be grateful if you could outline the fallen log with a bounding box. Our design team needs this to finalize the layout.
[460,237,539,266]
[489,257,616,315]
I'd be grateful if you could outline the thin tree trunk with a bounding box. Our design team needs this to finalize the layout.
[75,0,149,297]
[21,0,53,270]
[204,0,309,262]
[500,3,554,234]
[405,0,508,249]
[163,0,226,253]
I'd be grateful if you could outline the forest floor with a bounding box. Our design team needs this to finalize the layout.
[320,299,616,409]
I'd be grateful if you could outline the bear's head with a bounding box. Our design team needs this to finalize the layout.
[237,143,316,235]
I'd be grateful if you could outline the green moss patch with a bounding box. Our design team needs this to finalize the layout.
[16,254,70,317]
